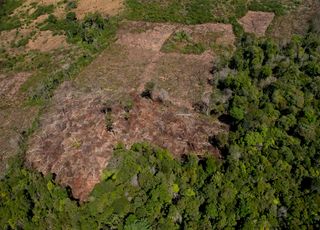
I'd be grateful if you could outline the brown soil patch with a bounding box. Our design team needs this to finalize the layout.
[149,51,215,108]
[0,30,19,49]
[0,28,33,51]
[27,30,67,52]
[117,22,177,51]
[0,72,32,99]
[26,21,233,200]
[75,0,124,20]
[26,82,223,200]
[238,11,275,37]
[53,4,66,19]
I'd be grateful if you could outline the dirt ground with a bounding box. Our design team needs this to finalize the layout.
[26,21,233,200]
[26,82,224,200]
[238,11,275,37]
[117,22,176,51]
[17,0,124,19]
[75,0,124,19]
[26,31,68,52]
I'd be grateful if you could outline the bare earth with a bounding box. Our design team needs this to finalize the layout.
[26,83,223,200]
[75,0,124,19]
[238,11,275,37]
[26,21,234,200]
[27,31,68,52]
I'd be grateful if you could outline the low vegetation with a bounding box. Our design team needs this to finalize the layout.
[125,0,301,24]
[161,31,206,54]
[0,0,22,31]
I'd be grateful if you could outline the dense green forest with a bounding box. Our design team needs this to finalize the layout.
[1,29,320,228]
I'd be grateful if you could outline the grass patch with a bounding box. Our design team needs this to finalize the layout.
[125,0,300,24]
[162,30,229,55]
[249,0,286,15]
[0,52,27,72]
[0,0,23,31]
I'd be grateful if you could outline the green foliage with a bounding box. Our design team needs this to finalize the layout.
[249,0,287,15]
[0,0,22,30]
[162,31,207,54]
[209,32,320,227]
[125,0,300,24]
[124,219,151,230]
[41,12,116,49]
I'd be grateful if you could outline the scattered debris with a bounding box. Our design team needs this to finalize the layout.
[25,21,233,200]
[26,82,224,200]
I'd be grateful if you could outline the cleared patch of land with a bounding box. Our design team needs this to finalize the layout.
[26,21,233,200]
[26,82,224,200]
[238,11,275,37]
